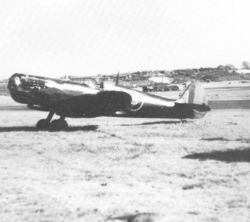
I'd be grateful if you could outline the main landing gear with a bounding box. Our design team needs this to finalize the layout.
[36,111,68,131]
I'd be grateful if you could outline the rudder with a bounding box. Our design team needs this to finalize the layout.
[178,81,207,105]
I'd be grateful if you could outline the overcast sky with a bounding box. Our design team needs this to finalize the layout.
[0,0,250,79]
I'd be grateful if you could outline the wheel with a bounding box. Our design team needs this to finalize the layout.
[49,119,68,131]
[36,119,49,130]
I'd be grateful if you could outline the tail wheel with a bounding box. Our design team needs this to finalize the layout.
[49,119,68,131]
[36,119,49,130]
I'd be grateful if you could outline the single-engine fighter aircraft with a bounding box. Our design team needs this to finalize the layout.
[8,73,210,131]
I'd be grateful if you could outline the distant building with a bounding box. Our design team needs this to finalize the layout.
[237,69,250,75]
[149,76,173,84]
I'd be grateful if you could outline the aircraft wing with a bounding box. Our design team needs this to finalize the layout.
[29,90,133,117]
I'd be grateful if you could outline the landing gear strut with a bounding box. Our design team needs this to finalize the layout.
[36,112,68,131]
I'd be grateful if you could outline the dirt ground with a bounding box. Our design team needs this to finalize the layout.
[0,109,249,222]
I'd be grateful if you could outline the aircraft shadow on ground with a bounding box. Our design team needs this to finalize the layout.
[183,147,250,163]
[121,120,188,126]
[0,125,98,132]
[201,137,230,141]
[201,137,250,143]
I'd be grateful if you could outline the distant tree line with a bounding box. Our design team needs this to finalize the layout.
[1,62,250,96]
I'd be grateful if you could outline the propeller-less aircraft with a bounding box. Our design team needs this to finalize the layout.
[7,73,210,131]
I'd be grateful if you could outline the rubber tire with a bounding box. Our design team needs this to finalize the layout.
[49,119,68,131]
[36,119,49,130]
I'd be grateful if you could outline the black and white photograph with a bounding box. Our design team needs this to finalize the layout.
[0,0,250,221]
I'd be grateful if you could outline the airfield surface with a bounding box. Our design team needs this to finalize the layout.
[0,109,249,222]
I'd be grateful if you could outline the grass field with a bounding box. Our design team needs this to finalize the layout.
[0,110,249,222]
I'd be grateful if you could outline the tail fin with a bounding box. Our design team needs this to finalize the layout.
[178,81,207,105]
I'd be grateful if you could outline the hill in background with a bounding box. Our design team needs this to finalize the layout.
[68,65,250,90]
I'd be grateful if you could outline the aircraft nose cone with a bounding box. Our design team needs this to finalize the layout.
[7,73,31,104]
[8,74,21,92]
